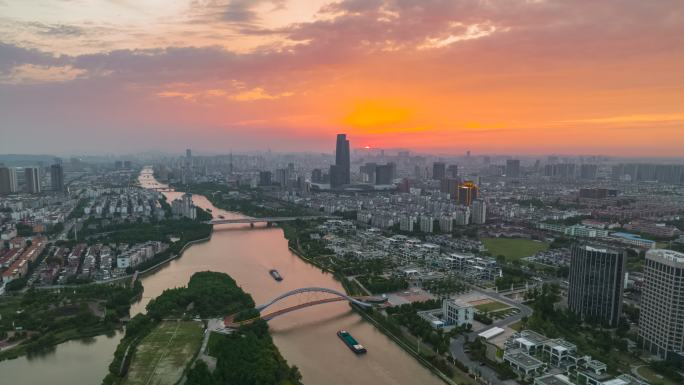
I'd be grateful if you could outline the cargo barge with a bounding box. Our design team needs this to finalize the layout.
[269,269,283,281]
[337,330,367,354]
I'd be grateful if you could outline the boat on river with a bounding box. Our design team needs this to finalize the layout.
[269,269,283,281]
[337,330,367,354]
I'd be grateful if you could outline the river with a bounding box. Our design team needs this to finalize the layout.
[0,168,443,385]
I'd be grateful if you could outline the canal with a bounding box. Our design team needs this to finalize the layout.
[0,168,443,385]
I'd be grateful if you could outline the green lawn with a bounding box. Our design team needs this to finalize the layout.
[123,321,204,385]
[637,365,679,385]
[508,320,524,331]
[474,301,510,313]
[482,237,549,261]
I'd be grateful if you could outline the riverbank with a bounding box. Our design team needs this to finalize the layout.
[174,184,467,385]
[133,176,454,385]
[285,227,475,385]
[102,272,303,385]
[0,281,143,362]
[34,234,212,290]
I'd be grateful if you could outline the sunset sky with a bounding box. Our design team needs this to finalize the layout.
[1,0,683,156]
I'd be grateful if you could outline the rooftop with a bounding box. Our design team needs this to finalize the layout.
[611,232,655,244]
[479,327,505,340]
[646,248,684,264]
[505,350,544,368]
[535,373,574,385]
[518,330,550,346]
[544,338,577,352]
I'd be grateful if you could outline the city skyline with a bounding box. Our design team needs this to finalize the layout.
[3,2,684,385]
[1,0,683,156]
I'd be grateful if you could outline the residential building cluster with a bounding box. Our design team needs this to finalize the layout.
[317,219,501,283]
[501,330,647,385]
[0,236,47,285]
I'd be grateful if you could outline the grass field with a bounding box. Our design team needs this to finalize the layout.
[482,237,549,261]
[474,300,510,313]
[123,321,204,385]
[637,366,679,385]
[508,320,524,331]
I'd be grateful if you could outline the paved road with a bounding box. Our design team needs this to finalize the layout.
[449,285,533,385]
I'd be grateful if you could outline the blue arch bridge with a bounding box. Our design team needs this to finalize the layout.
[223,287,386,328]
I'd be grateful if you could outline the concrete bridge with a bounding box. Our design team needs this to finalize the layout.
[207,215,335,225]
[224,287,386,327]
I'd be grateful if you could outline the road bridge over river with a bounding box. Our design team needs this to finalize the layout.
[223,287,386,328]
[207,215,336,225]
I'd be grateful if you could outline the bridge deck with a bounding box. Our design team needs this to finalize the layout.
[208,216,335,225]
[222,287,387,328]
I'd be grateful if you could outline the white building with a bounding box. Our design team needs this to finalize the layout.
[439,216,453,233]
[442,298,473,326]
[117,255,131,269]
[471,199,487,224]
[171,192,197,220]
[420,216,434,233]
[639,249,684,359]
[400,215,415,232]
[454,208,470,226]
[442,252,473,270]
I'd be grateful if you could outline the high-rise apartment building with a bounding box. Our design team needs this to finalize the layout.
[432,162,446,180]
[471,199,487,224]
[568,244,626,326]
[446,164,459,179]
[457,181,478,206]
[24,167,41,194]
[259,171,272,186]
[639,249,684,360]
[506,159,521,178]
[440,178,460,199]
[580,164,598,180]
[171,192,197,220]
[375,163,396,185]
[51,163,65,193]
[0,167,18,194]
[311,169,323,183]
[331,134,350,188]
[360,163,377,183]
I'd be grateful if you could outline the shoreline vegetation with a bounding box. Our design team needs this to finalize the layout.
[0,281,143,362]
[176,182,473,385]
[0,196,212,363]
[102,272,303,385]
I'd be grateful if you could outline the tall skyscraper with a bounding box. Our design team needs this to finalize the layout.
[506,159,521,178]
[185,148,192,170]
[331,133,350,188]
[446,164,459,179]
[311,168,323,183]
[432,162,446,180]
[457,181,479,206]
[0,167,18,194]
[639,249,684,359]
[259,171,272,186]
[24,167,41,194]
[51,163,65,193]
[567,244,626,326]
[440,178,460,198]
[471,199,487,224]
[375,163,396,185]
[360,163,377,183]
